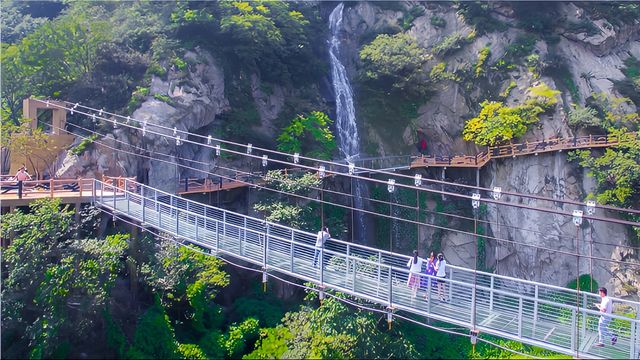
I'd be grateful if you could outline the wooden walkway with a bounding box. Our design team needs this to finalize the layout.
[410,132,637,169]
[0,178,102,208]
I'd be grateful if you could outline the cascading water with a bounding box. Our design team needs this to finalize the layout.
[328,3,368,243]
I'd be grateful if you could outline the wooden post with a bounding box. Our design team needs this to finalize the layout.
[78,178,83,198]
[50,178,54,198]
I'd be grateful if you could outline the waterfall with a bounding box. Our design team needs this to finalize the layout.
[328,3,368,243]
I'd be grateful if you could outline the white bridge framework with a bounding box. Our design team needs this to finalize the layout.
[92,179,639,359]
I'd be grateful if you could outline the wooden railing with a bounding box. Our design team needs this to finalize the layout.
[0,178,95,198]
[411,132,637,169]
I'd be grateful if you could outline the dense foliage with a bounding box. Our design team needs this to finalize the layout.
[359,33,430,96]
[463,83,559,146]
[276,111,337,160]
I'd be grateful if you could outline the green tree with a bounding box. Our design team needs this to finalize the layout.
[359,33,431,95]
[277,111,336,160]
[463,83,558,146]
[570,129,640,208]
[1,199,128,359]
[0,11,111,121]
[248,292,416,359]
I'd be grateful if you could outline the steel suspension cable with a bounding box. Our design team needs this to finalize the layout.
[45,99,640,218]
[49,122,640,267]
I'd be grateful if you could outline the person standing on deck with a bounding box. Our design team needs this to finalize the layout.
[14,165,32,199]
[594,287,617,347]
[406,250,423,298]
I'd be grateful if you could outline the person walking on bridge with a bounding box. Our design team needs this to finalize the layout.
[313,227,330,268]
[406,250,423,298]
[435,253,448,302]
[14,165,32,199]
[594,287,617,347]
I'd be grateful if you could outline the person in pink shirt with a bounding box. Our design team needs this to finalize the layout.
[14,165,32,199]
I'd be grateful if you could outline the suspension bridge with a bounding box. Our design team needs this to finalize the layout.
[89,178,639,359]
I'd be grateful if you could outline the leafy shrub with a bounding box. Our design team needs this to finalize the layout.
[430,16,446,28]
[475,46,491,77]
[173,57,187,71]
[504,34,537,60]
[276,111,336,160]
[463,101,537,146]
[566,274,599,292]
[457,1,508,34]
[499,81,517,99]
[400,5,425,31]
[146,61,166,77]
[231,297,285,328]
[128,304,179,359]
[127,86,149,113]
[568,105,601,129]
[153,93,172,104]
[527,82,560,108]
[225,318,260,358]
[432,32,467,56]
[198,331,225,359]
[177,343,208,360]
[429,62,458,82]
[359,33,430,95]
[70,134,98,156]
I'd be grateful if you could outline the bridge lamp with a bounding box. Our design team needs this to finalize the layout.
[173,127,177,136]
[45,100,50,108]
[293,153,300,164]
[262,155,268,167]
[176,135,182,146]
[247,143,253,155]
[387,179,395,193]
[348,162,355,175]
[207,135,212,145]
[92,114,97,123]
[586,200,596,216]
[492,187,502,201]
[572,210,583,227]
[126,116,131,124]
[113,118,118,129]
[414,174,422,187]
[318,165,326,179]
[99,109,103,116]
[471,193,481,209]
[215,144,221,156]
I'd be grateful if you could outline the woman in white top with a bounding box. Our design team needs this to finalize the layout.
[406,250,423,298]
[435,253,447,302]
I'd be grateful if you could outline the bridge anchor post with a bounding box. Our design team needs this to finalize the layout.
[318,286,325,305]
[470,330,479,354]
[386,307,394,330]
[262,270,267,292]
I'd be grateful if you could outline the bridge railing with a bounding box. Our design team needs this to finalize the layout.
[93,179,640,358]
[1,178,95,197]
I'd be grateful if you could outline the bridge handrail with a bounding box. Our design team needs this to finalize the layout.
[99,179,637,309]
[94,179,640,358]
[100,180,394,271]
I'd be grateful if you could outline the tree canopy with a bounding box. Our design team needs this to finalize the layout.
[359,33,430,96]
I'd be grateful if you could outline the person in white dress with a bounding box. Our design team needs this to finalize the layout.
[406,250,423,298]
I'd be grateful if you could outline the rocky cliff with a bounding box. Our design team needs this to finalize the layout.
[336,1,639,293]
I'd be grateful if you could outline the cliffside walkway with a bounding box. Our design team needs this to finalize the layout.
[410,132,637,169]
[92,178,639,359]
[336,133,637,172]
